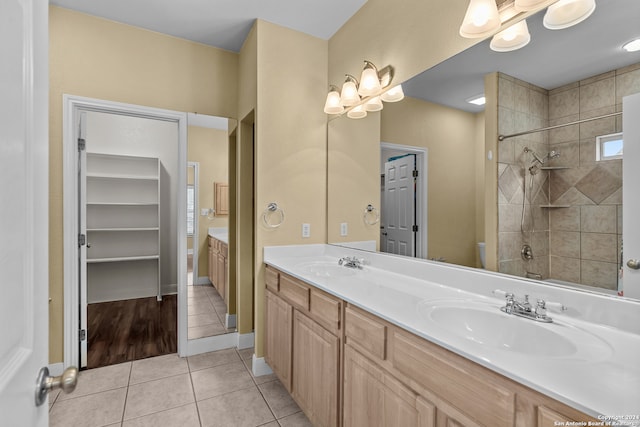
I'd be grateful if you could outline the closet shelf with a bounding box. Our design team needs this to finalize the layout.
[87,173,159,181]
[87,255,160,264]
[86,202,159,206]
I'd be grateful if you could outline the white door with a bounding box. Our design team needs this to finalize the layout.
[623,93,640,299]
[383,155,416,257]
[78,112,88,368]
[0,0,50,424]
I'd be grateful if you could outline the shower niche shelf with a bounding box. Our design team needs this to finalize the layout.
[539,205,570,208]
[540,166,570,170]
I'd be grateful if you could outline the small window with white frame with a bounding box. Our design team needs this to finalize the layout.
[596,132,623,161]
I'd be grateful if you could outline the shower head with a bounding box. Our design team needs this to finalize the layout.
[524,147,545,164]
[524,147,560,165]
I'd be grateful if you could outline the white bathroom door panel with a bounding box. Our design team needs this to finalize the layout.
[623,93,640,299]
[384,156,416,257]
[0,0,50,424]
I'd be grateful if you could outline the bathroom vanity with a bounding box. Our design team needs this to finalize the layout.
[208,228,229,303]
[264,244,640,427]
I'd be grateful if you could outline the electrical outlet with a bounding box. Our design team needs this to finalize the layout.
[340,222,348,236]
[302,223,311,238]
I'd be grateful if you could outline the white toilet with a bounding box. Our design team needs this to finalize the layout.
[477,242,486,269]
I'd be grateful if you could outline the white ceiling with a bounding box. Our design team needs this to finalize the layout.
[49,0,367,52]
[404,0,640,112]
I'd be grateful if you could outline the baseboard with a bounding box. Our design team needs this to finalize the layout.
[225,313,237,329]
[237,332,254,350]
[48,362,64,377]
[252,354,274,377]
[185,333,238,357]
[195,276,211,286]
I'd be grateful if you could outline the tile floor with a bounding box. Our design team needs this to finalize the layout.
[187,284,235,339]
[49,348,312,427]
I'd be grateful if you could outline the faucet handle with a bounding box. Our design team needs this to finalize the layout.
[535,299,547,317]
[546,301,568,313]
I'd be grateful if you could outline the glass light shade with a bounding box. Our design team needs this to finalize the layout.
[459,0,501,38]
[514,0,550,11]
[543,0,596,30]
[347,105,367,119]
[340,80,360,106]
[323,90,344,114]
[490,20,531,52]
[358,65,382,97]
[364,96,383,112]
[380,85,404,103]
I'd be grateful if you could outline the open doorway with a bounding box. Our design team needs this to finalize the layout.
[380,142,428,258]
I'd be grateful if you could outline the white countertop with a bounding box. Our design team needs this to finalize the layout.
[208,227,228,244]
[264,244,640,422]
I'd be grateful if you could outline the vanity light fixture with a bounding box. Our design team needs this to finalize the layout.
[623,38,640,52]
[324,61,403,119]
[543,0,596,30]
[514,0,551,11]
[490,19,531,52]
[459,0,501,38]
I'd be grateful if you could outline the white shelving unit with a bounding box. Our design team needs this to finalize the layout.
[85,153,161,303]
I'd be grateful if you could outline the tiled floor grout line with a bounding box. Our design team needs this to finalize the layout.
[119,362,133,426]
[186,360,204,427]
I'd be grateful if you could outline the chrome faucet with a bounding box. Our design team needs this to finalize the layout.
[501,293,554,323]
[338,256,365,269]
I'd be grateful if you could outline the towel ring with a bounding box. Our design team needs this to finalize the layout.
[363,204,380,226]
[262,202,285,228]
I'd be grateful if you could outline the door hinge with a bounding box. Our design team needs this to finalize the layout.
[412,225,419,232]
[412,170,418,178]
[77,138,86,151]
[78,233,86,247]
[79,329,86,341]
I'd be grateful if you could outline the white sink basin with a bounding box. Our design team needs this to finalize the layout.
[417,299,612,360]
[295,261,357,278]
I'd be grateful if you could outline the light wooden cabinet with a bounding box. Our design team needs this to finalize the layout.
[207,237,215,284]
[85,153,161,302]
[264,265,600,427]
[214,182,229,216]
[292,309,340,427]
[264,266,342,427]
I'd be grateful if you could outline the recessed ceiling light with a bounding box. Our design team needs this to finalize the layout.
[466,95,486,106]
[623,38,640,52]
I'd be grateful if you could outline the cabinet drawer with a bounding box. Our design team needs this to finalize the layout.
[309,289,341,333]
[345,305,386,360]
[391,329,515,427]
[265,267,279,293]
[280,274,309,310]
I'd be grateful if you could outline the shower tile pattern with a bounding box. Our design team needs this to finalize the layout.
[497,62,640,290]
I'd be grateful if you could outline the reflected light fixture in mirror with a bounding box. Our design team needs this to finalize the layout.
[347,104,368,119]
[490,19,531,51]
[364,96,383,112]
[380,85,405,102]
[543,0,596,30]
[515,0,552,11]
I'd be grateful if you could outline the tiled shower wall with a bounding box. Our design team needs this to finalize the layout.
[497,73,550,279]
[497,63,640,290]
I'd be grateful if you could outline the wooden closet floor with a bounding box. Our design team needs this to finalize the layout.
[87,295,177,369]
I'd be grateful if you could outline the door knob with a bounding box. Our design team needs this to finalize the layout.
[628,259,640,270]
[35,366,78,406]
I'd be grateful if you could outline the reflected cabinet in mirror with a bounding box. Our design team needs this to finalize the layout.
[327,0,640,300]
[186,114,237,339]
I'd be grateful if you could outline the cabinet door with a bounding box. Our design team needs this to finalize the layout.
[217,253,225,299]
[344,345,435,427]
[292,310,340,427]
[208,244,214,284]
[265,290,293,391]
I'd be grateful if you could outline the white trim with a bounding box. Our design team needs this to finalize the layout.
[185,333,238,356]
[252,354,274,377]
[237,332,255,350]
[380,142,428,259]
[63,95,188,369]
[225,313,237,329]
[188,162,199,287]
[48,363,64,377]
[187,112,228,131]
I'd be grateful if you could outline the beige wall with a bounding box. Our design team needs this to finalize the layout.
[49,6,238,363]
[381,97,480,266]
[188,126,229,277]
[253,20,328,356]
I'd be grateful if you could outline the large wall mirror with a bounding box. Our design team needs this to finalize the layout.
[327,0,640,300]
[186,114,237,340]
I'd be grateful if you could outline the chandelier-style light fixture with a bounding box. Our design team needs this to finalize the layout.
[459,0,597,53]
[324,61,404,119]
